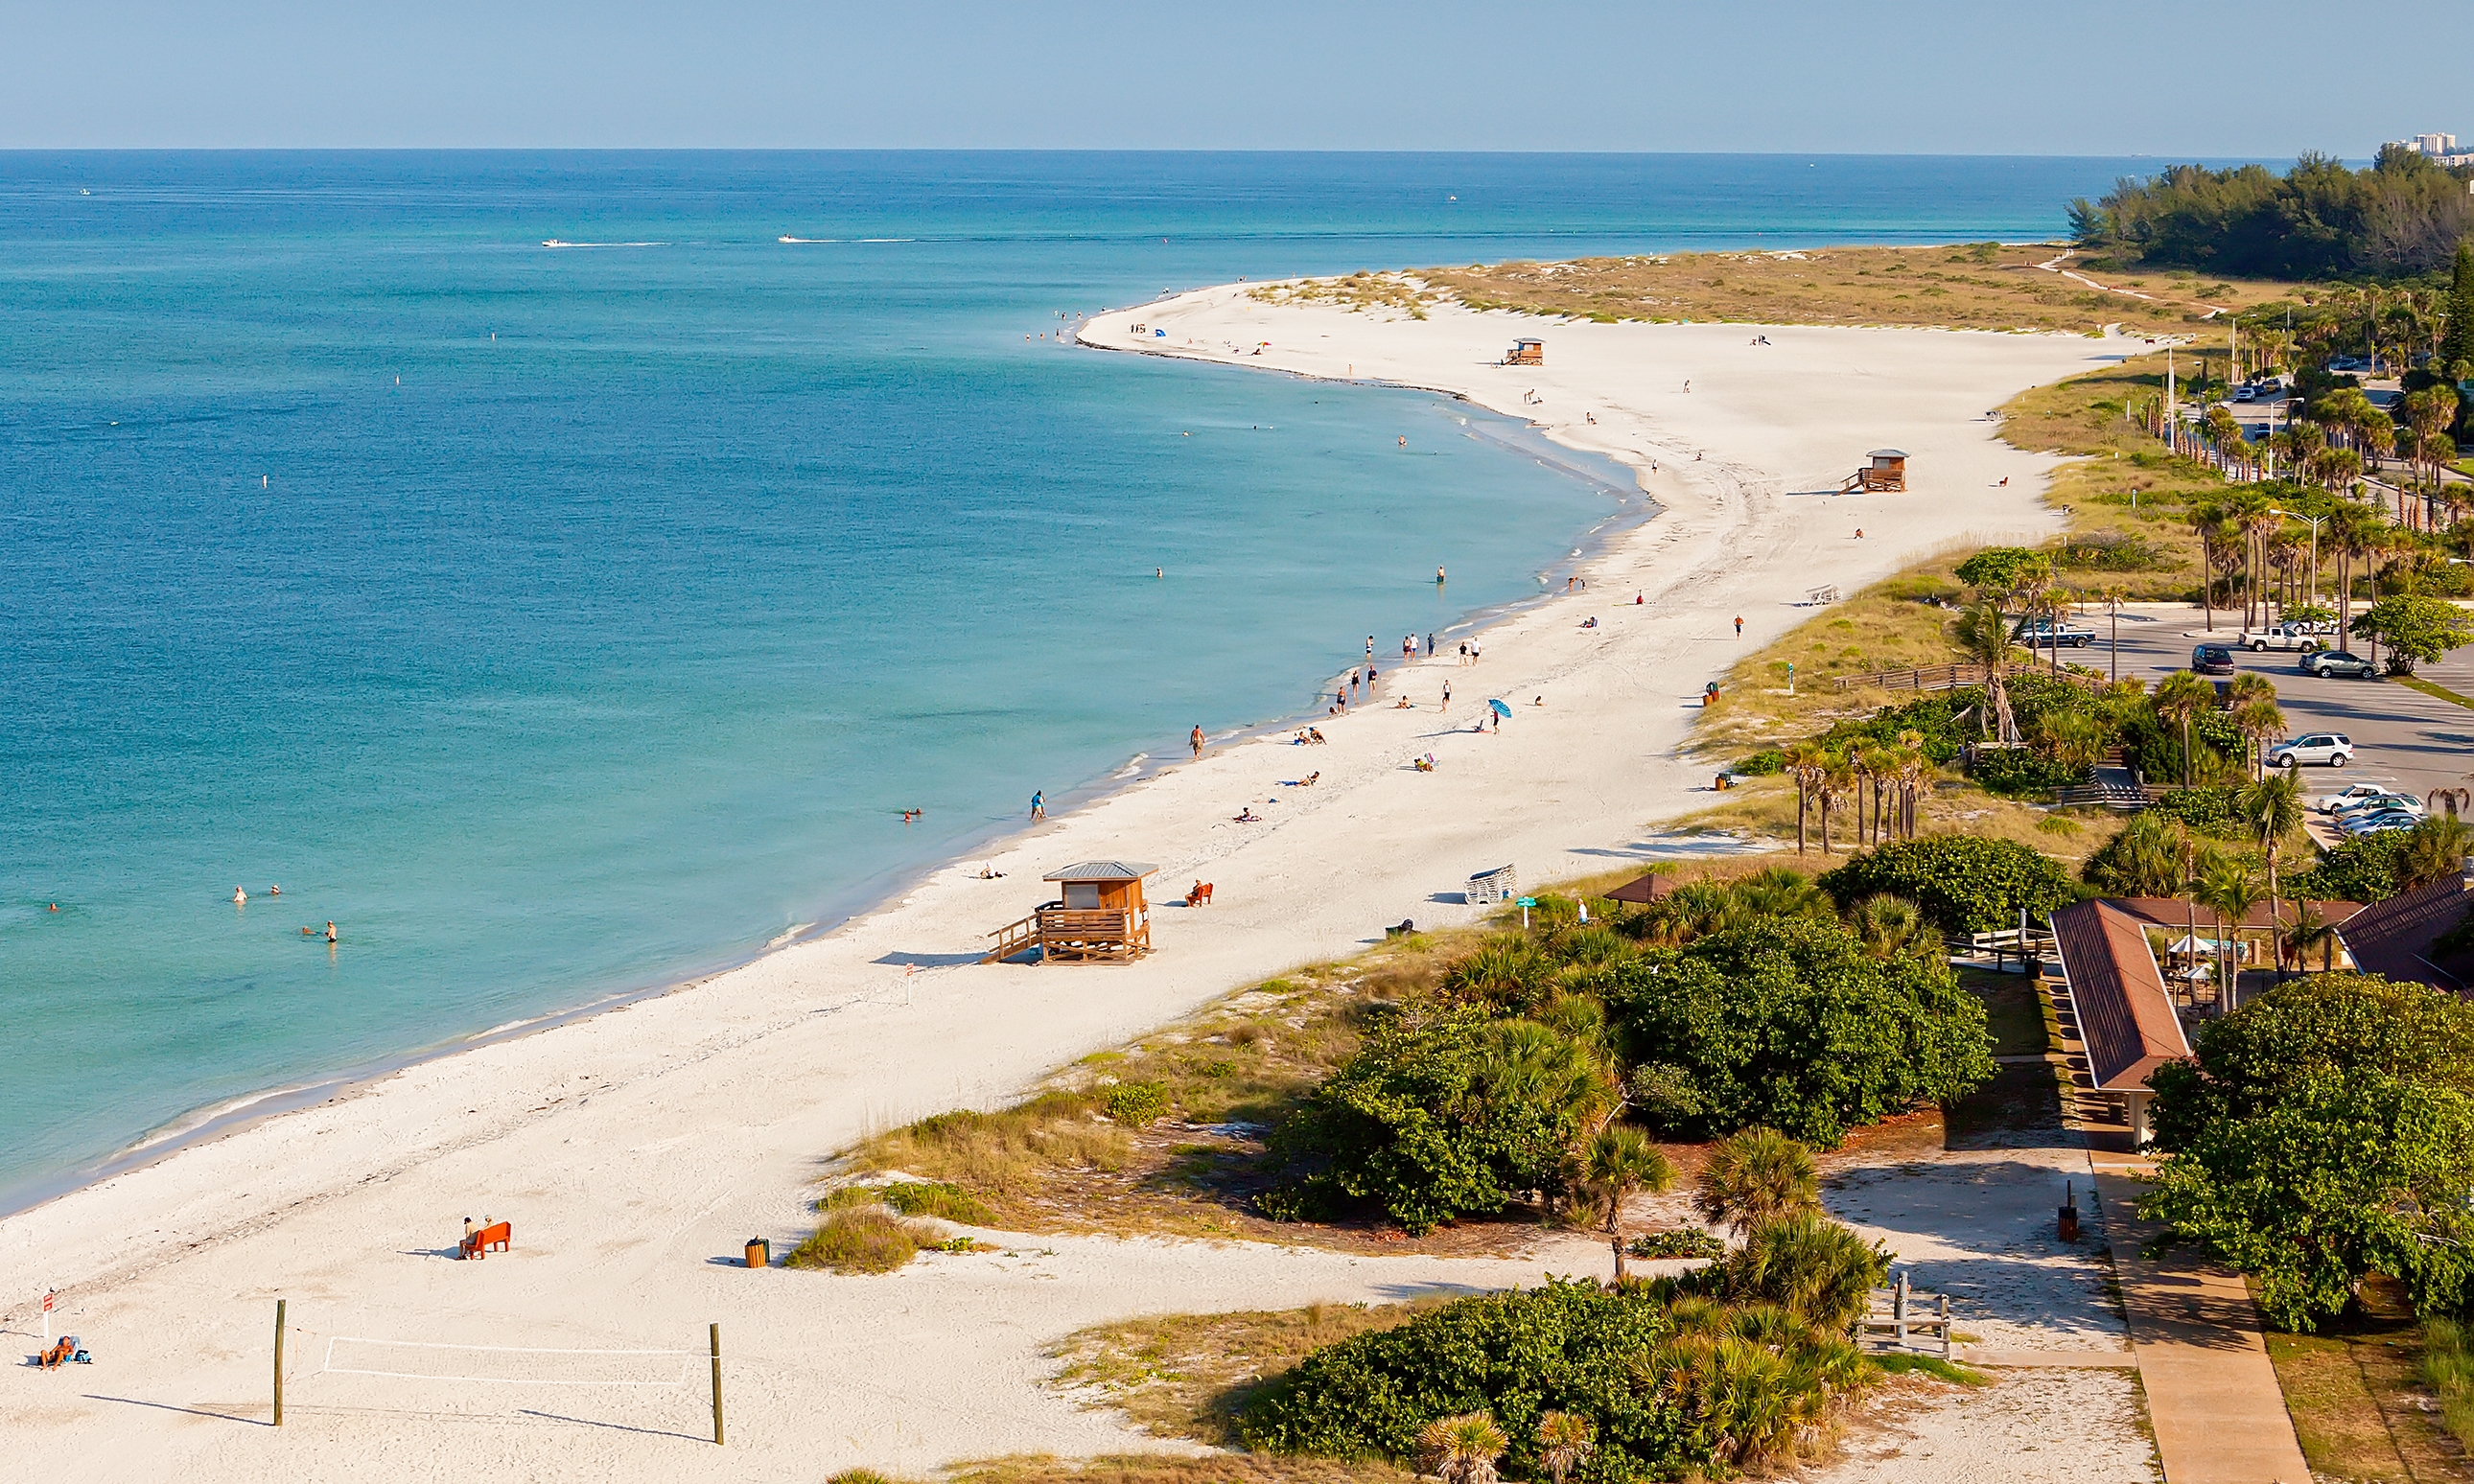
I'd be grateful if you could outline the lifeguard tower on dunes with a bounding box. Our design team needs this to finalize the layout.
[1840,449,1908,493]
[982,861,1157,964]
[1503,337,1544,366]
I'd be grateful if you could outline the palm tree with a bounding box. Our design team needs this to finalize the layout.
[2192,853,2261,1011]
[1815,751,1855,856]
[1951,601,2018,742]
[2187,502,2225,630]
[2232,699,2284,780]
[2084,811,2185,897]
[1577,1125,1675,1283]
[1693,1126,1819,1236]
[2151,670,2216,789]
[2327,502,2382,638]
[1783,741,1826,856]
[2396,817,2474,892]
[2282,901,2339,974]
[1536,1413,1595,1484]
[1852,893,1930,960]
[2097,584,2129,683]
[1418,1414,1509,1484]
[2237,773,2304,934]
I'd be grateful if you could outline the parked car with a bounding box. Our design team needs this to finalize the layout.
[2300,650,2378,679]
[2267,732,2355,768]
[2013,617,2096,648]
[2317,783,2407,815]
[2342,811,2421,837]
[2231,385,2256,403]
[2237,622,2324,653]
[2332,795,2419,824]
[2191,643,2236,676]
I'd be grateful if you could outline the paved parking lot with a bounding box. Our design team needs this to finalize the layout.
[2059,604,2474,811]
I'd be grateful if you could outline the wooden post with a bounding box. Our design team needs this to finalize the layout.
[710,1322,724,1446]
[1939,1293,1951,1359]
[273,1299,287,1427]
[1893,1270,1908,1347]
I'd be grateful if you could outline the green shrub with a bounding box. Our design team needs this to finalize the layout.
[879,1181,996,1224]
[2287,830,2409,904]
[787,1209,923,1274]
[1816,836,2075,934]
[2056,531,2176,571]
[2141,785,2248,838]
[1966,747,2084,799]
[1605,917,1994,1147]
[1107,1081,1173,1127]
[1238,1279,1684,1474]
[1267,1010,1612,1234]
[1627,1229,1726,1261]
[1689,1212,1889,1330]
[1732,750,1785,776]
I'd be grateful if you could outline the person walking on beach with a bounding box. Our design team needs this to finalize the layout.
[1190,725,1204,759]
[1734,615,1742,637]
[1030,790,1044,821]
[1426,632,1435,657]
[1442,680,1452,712]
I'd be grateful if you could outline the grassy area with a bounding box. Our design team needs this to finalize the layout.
[1048,1300,1449,1446]
[2263,1278,2466,1482]
[1253,243,2304,336]
[833,1457,1412,1484]
[820,922,1575,1252]
[2397,674,2474,710]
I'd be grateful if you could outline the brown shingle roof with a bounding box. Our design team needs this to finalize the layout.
[2337,877,2474,991]
[2103,896,2363,931]
[2051,899,2194,1092]
[1604,873,1677,905]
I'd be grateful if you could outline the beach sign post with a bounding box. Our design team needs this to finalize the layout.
[41,1287,52,1344]
[1517,895,1537,929]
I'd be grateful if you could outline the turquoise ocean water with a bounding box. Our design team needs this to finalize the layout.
[0,152,2156,1211]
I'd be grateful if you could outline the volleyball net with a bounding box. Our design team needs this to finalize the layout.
[317,1335,701,1388]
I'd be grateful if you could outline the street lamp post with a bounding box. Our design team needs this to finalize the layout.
[2269,507,2323,613]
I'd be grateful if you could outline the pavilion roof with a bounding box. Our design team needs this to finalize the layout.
[2051,899,2194,1093]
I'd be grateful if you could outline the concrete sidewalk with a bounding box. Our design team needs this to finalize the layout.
[2091,1168,2310,1484]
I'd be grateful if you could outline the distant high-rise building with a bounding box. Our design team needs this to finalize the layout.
[2392,130,2474,166]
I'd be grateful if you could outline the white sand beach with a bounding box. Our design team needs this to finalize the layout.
[1,284,2136,1477]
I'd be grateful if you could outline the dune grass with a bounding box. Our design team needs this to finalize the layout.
[1257,244,2303,336]
[1049,1300,1452,1446]
[788,1209,937,1275]
[831,1456,1415,1484]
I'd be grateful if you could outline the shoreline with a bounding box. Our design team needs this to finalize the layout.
[3,281,2130,1477]
[0,387,1650,1226]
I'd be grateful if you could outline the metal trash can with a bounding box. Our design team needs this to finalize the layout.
[745,1237,770,1268]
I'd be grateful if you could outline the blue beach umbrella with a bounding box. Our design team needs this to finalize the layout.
[1487,699,1512,718]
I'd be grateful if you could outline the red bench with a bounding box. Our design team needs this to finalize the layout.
[461,1220,513,1260]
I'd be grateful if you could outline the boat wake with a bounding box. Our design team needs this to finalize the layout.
[540,240,667,249]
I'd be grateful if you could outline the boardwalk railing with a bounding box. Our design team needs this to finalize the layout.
[1854,1272,1951,1358]
[1832,661,2104,695]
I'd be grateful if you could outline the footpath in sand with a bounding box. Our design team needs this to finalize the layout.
[4,284,2134,1479]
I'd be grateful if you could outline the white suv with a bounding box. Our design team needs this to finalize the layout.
[2268,733,2355,768]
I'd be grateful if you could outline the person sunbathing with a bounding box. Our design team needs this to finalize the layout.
[1301,772,1319,786]
[1234,807,1261,823]
[40,1335,77,1370]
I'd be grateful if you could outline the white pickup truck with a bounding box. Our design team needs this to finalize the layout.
[2236,622,2326,653]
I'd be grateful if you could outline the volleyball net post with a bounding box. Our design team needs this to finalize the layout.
[273,1298,287,1428]
[710,1322,723,1446]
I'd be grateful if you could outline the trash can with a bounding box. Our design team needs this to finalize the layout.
[745,1237,770,1268]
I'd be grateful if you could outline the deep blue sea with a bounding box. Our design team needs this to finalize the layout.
[0,151,2159,1210]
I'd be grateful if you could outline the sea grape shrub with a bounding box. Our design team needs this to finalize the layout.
[1731,750,1786,776]
[1816,836,2075,935]
[2285,830,2410,904]
[2142,975,2474,1330]
[1964,747,2084,799]
[2137,786,2249,839]
[1105,1081,1172,1127]
[1265,1009,1612,1235]
[1238,1279,1685,1480]
[2141,1068,2474,1331]
[1605,917,1993,1147]
[2146,973,2474,1151]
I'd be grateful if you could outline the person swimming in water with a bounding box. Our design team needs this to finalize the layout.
[232,886,246,905]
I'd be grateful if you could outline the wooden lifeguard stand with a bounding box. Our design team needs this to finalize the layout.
[982,861,1157,964]
[1840,449,1908,493]
[1504,337,1544,366]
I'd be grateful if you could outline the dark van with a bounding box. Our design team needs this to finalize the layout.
[2191,644,2235,676]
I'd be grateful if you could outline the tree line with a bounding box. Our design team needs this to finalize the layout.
[2071,149,2474,281]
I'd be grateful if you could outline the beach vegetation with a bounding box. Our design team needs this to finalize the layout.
[2071,151,2474,280]
[2141,973,2474,1330]
[1239,1237,1885,1479]
[1106,1081,1173,1127]
[787,1208,931,1274]
[1815,836,2077,935]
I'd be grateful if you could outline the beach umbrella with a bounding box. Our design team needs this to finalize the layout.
[1487,699,1512,718]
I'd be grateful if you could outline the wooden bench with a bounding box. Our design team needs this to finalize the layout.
[462,1220,513,1260]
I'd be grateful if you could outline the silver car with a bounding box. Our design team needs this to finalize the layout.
[2267,733,2355,768]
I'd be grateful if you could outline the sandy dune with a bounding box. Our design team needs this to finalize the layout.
[1,284,2134,1477]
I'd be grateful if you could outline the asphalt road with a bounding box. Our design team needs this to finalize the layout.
[2058,604,2474,811]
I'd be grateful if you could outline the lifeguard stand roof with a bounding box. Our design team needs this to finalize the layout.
[1041,861,1159,882]
[1869,449,1909,459]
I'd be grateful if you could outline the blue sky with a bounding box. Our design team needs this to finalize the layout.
[0,0,2455,154]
